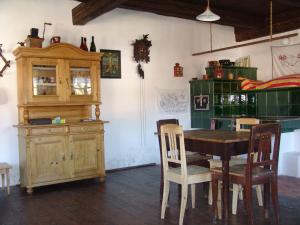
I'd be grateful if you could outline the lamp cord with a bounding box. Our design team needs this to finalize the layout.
[270,0,274,78]
[210,23,213,52]
[270,0,273,40]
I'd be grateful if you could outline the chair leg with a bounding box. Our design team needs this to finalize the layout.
[242,187,247,209]
[244,184,254,225]
[6,169,10,195]
[208,182,212,205]
[191,184,196,208]
[271,177,280,225]
[238,185,243,200]
[217,181,222,219]
[1,174,4,190]
[161,179,170,219]
[160,168,163,201]
[179,182,188,225]
[212,176,218,220]
[264,183,270,219]
[232,184,239,215]
[203,182,209,198]
[255,185,263,207]
[178,184,182,200]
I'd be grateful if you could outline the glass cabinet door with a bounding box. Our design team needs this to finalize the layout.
[28,58,63,104]
[70,67,92,96]
[67,60,99,103]
[32,65,57,96]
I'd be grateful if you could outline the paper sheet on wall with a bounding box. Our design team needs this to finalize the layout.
[157,89,189,115]
[272,44,300,78]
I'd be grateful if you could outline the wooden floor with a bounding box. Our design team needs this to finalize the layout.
[0,165,300,225]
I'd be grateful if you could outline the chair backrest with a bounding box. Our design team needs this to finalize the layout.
[247,123,281,176]
[160,124,187,176]
[236,118,260,132]
[157,119,179,162]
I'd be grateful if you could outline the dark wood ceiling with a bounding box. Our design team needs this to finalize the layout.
[72,0,300,42]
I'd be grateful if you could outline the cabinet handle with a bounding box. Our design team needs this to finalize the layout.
[97,149,100,152]
[62,154,66,161]
[66,78,70,88]
[70,152,74,160]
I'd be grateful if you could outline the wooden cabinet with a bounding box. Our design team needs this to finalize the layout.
[14,45,100,106]
[14,44,106,193]
[69,124,104,178]
[29,135,68,184]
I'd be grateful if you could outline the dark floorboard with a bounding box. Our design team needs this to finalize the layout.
[0,165,300,225]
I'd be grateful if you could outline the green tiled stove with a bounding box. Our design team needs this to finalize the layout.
[190,66,300,132]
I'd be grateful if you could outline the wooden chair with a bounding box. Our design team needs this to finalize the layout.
[212,123,281,225]
[157,119,211,200]
[233,118,263,213]
[0,163,12,195]
[208,118,263,215]
[160,124,211,225]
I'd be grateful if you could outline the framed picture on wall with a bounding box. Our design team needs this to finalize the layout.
[194,95,209,110]
[100,49,121,78]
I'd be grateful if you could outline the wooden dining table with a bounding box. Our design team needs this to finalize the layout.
[184,129,250,225]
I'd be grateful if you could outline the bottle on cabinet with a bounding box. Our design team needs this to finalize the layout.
[90,36,96,52]
[80,37,85,50]
[80,37,88,51]
[83,37,88,51]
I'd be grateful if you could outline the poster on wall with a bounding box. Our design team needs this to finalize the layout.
[272,44,300,78]
[100,49,121,78]
[194,95,209,110]
[157,89,189,114]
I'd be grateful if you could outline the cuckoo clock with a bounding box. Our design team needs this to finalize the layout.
[132,34,152,79]
[133,34,152,63]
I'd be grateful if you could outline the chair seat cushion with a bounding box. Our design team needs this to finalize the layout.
[211,164,273,178]
[209,158,246,168]
[186,151,212,163]
[170,165,210,176]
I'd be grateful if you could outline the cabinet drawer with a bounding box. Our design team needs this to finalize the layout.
[70,125,102,133]
[30,127,66,135]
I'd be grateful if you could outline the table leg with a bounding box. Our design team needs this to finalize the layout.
[222,158,230,225]
[1,174,4,190]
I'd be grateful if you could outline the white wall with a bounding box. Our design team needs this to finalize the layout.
[1,0,300,185]
[0,0,223,184]
[191,24,300,81]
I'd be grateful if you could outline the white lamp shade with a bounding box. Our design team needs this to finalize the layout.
[196,7,220,22]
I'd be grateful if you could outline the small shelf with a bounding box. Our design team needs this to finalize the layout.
[17,101,101,107]
[35,83,57,86]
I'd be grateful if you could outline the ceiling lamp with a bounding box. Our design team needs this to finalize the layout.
[196,0,220,22]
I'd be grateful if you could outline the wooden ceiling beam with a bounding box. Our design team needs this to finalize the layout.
[74,0,91,3]
[274,0,300,7]
[235,9,300,41]
[119,0,261,28]
[119,0,197,21]
[72,0,300,42]
[234,14,300,42]
[72,0,129,25]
